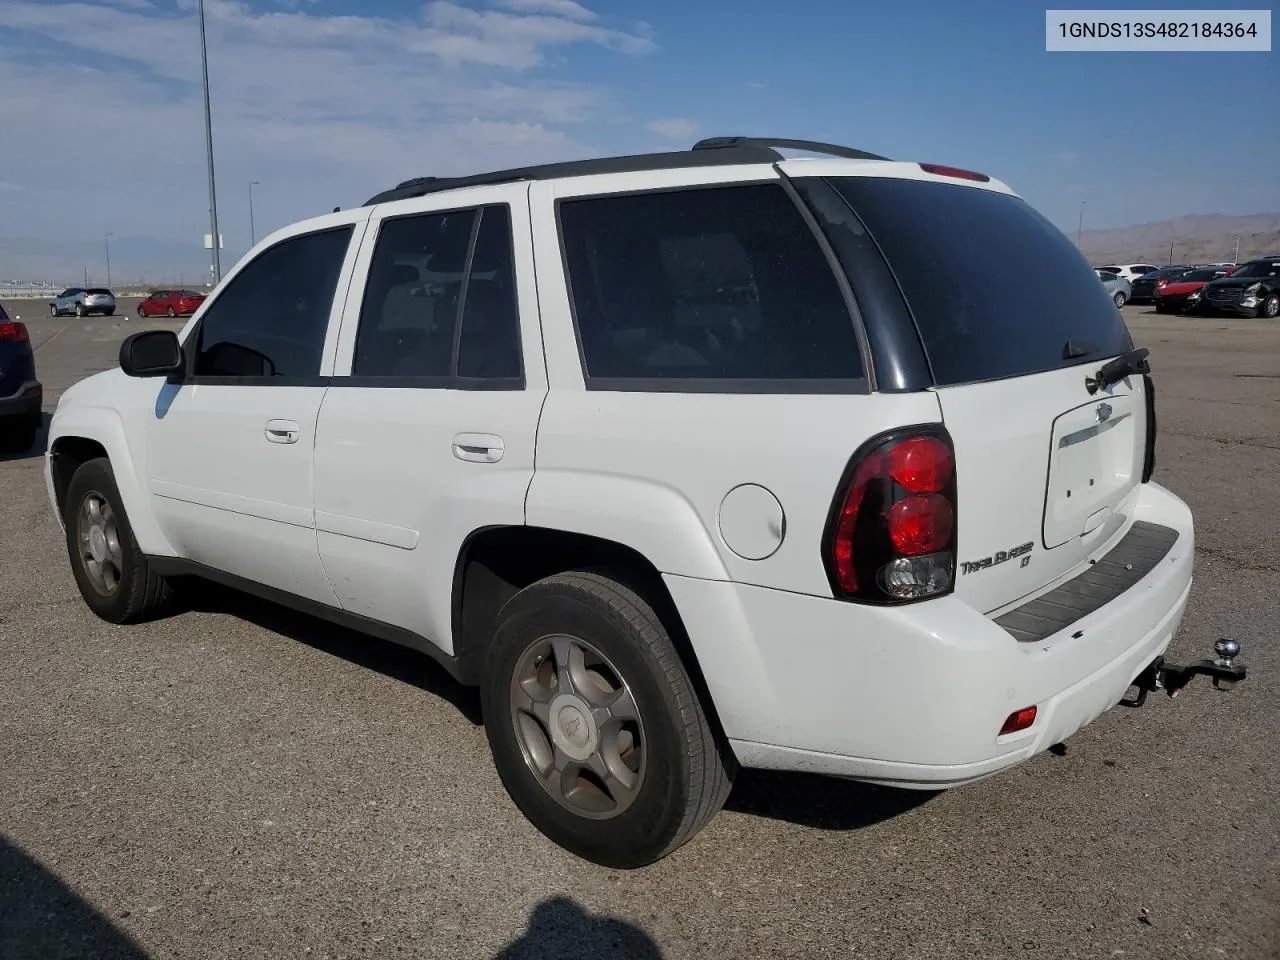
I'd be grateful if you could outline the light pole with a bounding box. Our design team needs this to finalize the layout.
[1233,235,1240,263]
[104,232,114,288]
[249,180,260,247]
[1076,200,1087,247]
[198,0,222,285]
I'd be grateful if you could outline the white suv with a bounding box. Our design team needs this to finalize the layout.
[45,137,1217,868]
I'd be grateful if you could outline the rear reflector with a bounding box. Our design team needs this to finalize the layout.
[999,706,1037,735]
[918,162,991,183]
[0,321,30,343]
[22,386,40,398]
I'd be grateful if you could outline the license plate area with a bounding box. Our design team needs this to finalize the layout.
[1043,396,1139,549]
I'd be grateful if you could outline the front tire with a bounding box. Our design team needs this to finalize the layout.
[481,570,735,869]
[49,304,58,317]
[1113,291,1127,309]
[1260,295,1280,319]
[167,306,176,318]
[63,457,173,624]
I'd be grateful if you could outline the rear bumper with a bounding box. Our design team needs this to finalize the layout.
[667,481,1194,788]
[0,380,42,419]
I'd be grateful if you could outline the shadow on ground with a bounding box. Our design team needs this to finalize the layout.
[726,769,936,830]
[182,582,483,726]
[495,896,662,959]
[0,412,50,462]
[0,836,148,960]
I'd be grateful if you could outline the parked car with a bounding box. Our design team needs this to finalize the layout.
[1192,256,1280,318]
[1129,265,1191,304]
[0,306,42,452]
[1095,263,1160,283]
[46,136,1244,867]
[1095,268,1132,307]
[137,290,207,318]
[50,287,116,317]
[1154,266,1235,314]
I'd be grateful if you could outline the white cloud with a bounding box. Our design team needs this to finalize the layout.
[0,0,657,278]
[493,0,596,22]
[645,117,698,141]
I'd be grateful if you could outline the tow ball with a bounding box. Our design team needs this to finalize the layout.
[1120,638,1247,708]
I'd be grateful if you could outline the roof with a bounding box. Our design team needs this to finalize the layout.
[363,136,891,206]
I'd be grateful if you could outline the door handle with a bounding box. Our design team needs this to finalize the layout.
[265,419,300,444]
[452,433,504,463]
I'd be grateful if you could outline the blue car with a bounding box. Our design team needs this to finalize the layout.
[0,304,43,452]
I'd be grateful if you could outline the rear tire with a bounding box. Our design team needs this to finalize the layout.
[49,304,57,317]
[167,306,176,318]
[1113,291,1127,309]
[105,309,114,317]
[481,570,735,869]
[137,304,147,318]
[75,303,85,318]
[1155,302,1168,314]
[63,457,173,624]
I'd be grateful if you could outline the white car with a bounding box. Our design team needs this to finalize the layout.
[44,137,1244,868]
[1095,263,1160,283]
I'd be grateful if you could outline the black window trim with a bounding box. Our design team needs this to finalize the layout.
[332,201,527,392]
[180,223,356,388]
[552,177,873,395]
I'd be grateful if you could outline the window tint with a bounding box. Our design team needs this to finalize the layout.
[193,225,352,378]
[353,205,522,382]
[558,184,863,384]
[457,206,522,380]
[823,177,1132,386]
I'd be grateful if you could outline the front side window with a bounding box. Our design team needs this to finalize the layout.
[193,225,353,378]
[352,204,522,383]
[558,183,864,386]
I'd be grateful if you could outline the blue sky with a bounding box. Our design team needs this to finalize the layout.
[0,0,1275,282]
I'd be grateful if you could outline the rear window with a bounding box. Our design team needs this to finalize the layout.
[824,177,1132,386]
[558,183,864,388]
[86,288,112,296]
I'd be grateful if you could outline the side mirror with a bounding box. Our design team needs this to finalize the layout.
[120,330,184,378]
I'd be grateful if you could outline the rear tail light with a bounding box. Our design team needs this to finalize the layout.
[1141,373,1157,483]
[823,427,958,604]
[918,162,991,183]
[0,321,30,343]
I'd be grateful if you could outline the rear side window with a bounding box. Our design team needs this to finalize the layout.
[351,204,523,384]
[824,177,1132,386]
[558,183,864,388]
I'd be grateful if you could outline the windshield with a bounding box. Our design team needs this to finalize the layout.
[820,177,1132,386]
[1228,260,1279,279]
[179,290,203,297]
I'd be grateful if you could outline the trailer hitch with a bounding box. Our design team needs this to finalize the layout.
[1120,638,1246,708]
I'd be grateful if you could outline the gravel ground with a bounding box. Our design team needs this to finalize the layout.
[2,300,1277,960]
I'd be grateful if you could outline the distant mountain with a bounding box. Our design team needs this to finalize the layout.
[1077,213,1280,265]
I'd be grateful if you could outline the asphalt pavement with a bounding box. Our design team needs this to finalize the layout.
[1,299,1277,960]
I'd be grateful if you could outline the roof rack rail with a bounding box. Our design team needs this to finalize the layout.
[692,136,890,162]
[363,143,782,206]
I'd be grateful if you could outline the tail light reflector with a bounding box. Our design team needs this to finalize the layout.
[0,321,30,343]
[823,427,958,604]
[999,706,1037,735]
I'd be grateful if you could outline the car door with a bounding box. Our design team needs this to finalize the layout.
[313,185,545,651]
[145,210,370,605]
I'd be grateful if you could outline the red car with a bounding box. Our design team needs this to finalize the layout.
[136,289,207,318]
[1154,266,1234,314]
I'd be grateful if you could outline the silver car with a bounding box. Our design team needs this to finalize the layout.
[50,287,116,317]
[1094,269,1131,309]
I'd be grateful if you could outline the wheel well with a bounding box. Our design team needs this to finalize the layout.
[50,436,108,515]
[451,526,726,734]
